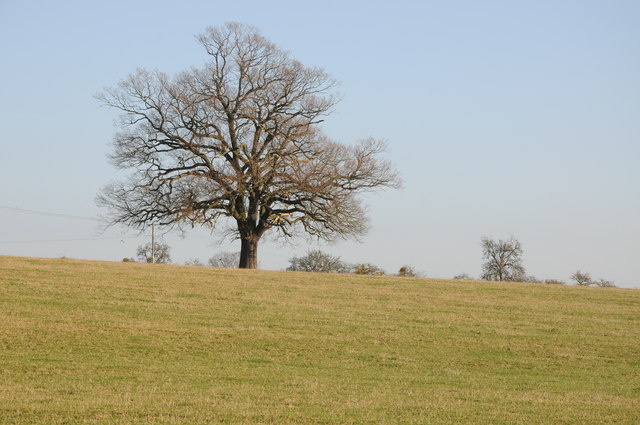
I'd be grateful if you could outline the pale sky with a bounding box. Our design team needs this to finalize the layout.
[1,0,638,287]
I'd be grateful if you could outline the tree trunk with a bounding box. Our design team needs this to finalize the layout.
[239,236,259,269]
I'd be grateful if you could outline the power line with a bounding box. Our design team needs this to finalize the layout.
[0,236,140,245]
[0,205,104,221]
[0,205,130,244]
[0,205,291,260]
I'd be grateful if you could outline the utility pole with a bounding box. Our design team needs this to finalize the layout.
[151,223,155,264]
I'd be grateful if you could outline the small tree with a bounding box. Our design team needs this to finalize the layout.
[571,271,592,286]
[136,242,171,264]
[287,250,350,273]
[452,273,472,280]
[480,236,525,282]
[353,263,385,276]
[208,252,241,268]
[397,265,419,277]
[571,271,615,287]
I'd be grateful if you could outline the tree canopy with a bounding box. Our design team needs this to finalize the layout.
[97,23,400,268]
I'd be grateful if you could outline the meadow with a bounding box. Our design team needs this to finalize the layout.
[0,256,638,424]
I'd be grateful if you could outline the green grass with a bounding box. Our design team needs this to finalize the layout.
[1,256,638,424]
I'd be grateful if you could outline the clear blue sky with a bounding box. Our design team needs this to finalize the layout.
[1,0,638,287]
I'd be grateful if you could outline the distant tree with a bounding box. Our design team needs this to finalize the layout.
[520,275,541,283]
[184,258,204,266]
[353,263,386,276]
[97,23,401,269]
[287,250,350,273]
[136,242,171,264]
[571,271,593,286]
[122,257,135,263]
[397,265,419,277]
[543,279,566,285]
[208,252,241,268]
[594,279,616,288]
[480,236,525,282]
[452,273,472,280]
[571,271,615,287]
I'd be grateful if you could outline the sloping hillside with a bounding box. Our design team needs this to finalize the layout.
[1,256,638,424]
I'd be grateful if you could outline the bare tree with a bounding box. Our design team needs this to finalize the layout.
[287,250,350,274]
[136,242,171,264]
[97,23,400,269]
[208,251,241,268]
[571,271,592,286]
[452,273,472,280]
[571,271,616,287]
[480,236,525,282]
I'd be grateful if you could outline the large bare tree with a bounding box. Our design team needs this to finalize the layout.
[97,23,400,268]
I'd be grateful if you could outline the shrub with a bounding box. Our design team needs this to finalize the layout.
[353,263,385,276]
[287,250,351,273]
[519,275,541,283]
[594,279,616,288]
[398,265,419,277]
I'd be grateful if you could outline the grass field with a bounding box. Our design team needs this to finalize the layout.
[0,256,638,424]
